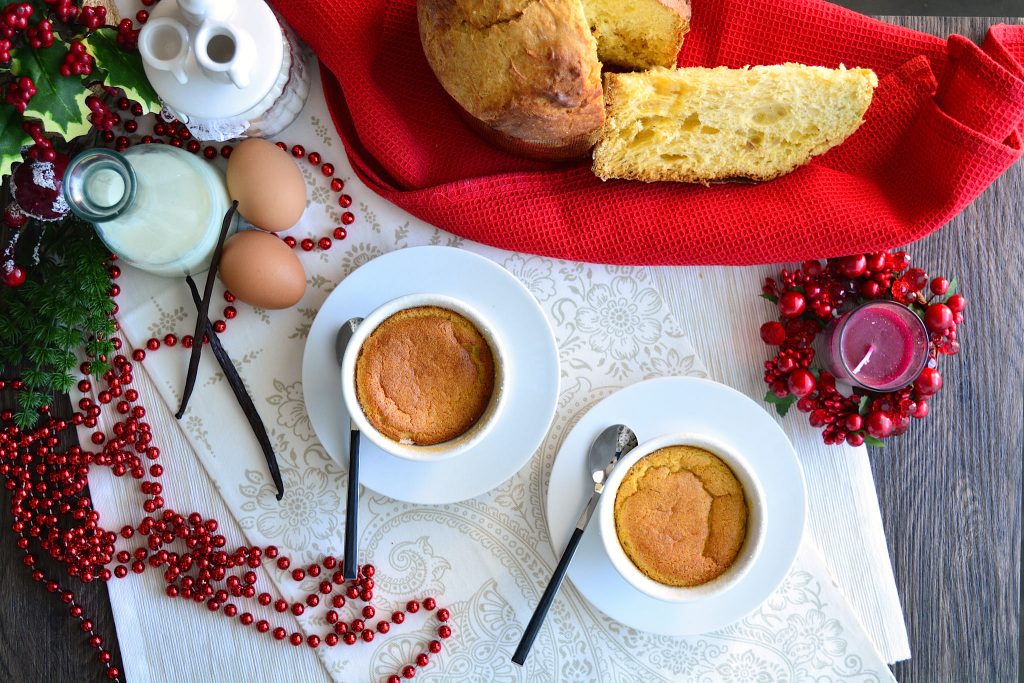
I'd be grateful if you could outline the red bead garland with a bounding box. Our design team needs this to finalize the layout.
[1,356,453,681]
[0,114,457,683]
[759,251,965,446]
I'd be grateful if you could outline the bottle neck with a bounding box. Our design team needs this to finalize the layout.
[63,149,137,223]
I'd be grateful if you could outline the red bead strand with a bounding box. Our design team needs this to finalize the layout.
[0,110,454,682]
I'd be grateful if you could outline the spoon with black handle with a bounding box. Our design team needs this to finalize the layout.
[335,317,363,580]
[512,424,638,665]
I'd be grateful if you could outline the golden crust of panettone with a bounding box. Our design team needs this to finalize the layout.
[417,0,605,159]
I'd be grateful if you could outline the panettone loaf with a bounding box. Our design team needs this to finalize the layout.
[583,0,690,69]
[593,64,878,183]
[417,0,605,160]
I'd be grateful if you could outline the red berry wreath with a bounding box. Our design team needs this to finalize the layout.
[759,250,965,447]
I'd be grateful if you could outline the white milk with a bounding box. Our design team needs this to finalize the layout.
[64,145,232,277]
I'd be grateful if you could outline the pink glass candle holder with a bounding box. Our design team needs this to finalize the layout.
[826,301,929,392]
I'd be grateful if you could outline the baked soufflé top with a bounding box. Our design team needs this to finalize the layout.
[613,445,748,587]
[355,306,495,446]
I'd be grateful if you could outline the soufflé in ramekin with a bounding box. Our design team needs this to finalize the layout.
[613,445,748,587]
[354,306,495,446]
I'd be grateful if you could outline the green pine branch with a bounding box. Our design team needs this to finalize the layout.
[1,213,116,427]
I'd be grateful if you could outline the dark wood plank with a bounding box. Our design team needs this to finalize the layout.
[868,16,1023,683]
[839,0,1024,15]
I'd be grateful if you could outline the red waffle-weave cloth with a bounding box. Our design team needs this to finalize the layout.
[269,0,1024,265]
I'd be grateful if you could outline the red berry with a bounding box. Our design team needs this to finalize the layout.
[845,414,863,431]
[3,265,26,287]
[930,278,949,296]
[924,304,953,333]
[759,321,786,346]
[946,294,966,313]
[786,369,816,397]
[811,301,832,319]
[866,252,888,272]
[866,411,893,439]
[913,368,942,396]
[860,280,883,299]
[912,401,929,418]
[847,433,865,447]
[802,259,823,276]
[837,254,867,278]
[770,379,788,398]
[777,291,806,319]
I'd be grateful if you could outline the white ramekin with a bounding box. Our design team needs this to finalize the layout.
[340,293,507,461]
[598,432,766,602]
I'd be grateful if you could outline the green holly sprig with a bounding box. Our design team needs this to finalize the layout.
[1,4,159,177]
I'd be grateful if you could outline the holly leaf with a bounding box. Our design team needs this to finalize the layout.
[0,106,31,178]
[858,394,872,415]
[85,28,160,115]
[862,434,885,448]
[763,391,797,417]
[12,42,92,140]
[760,293,779,304]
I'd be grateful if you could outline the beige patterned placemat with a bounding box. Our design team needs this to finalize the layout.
[81,66,899,682]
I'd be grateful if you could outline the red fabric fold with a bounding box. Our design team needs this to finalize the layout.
[270,0,1024,265]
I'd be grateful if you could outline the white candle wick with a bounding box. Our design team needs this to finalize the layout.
[852,344,875,375]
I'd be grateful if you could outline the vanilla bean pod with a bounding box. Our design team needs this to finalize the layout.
[176,201,237,419]
[185,276,284,500]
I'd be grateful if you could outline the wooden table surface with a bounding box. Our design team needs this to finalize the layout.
[1,14,1021,683]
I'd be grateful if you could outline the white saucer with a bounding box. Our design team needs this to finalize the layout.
[303,246,559,504]
[545,377,806,636]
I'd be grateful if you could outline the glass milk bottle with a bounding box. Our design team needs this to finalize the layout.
[63,146,234,277]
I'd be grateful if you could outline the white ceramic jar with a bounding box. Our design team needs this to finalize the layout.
[139,0,310,141]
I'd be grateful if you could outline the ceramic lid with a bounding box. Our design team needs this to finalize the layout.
[139,0,285,121]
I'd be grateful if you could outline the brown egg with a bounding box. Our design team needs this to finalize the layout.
[226,138,306,231]
[218,230,305,309]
